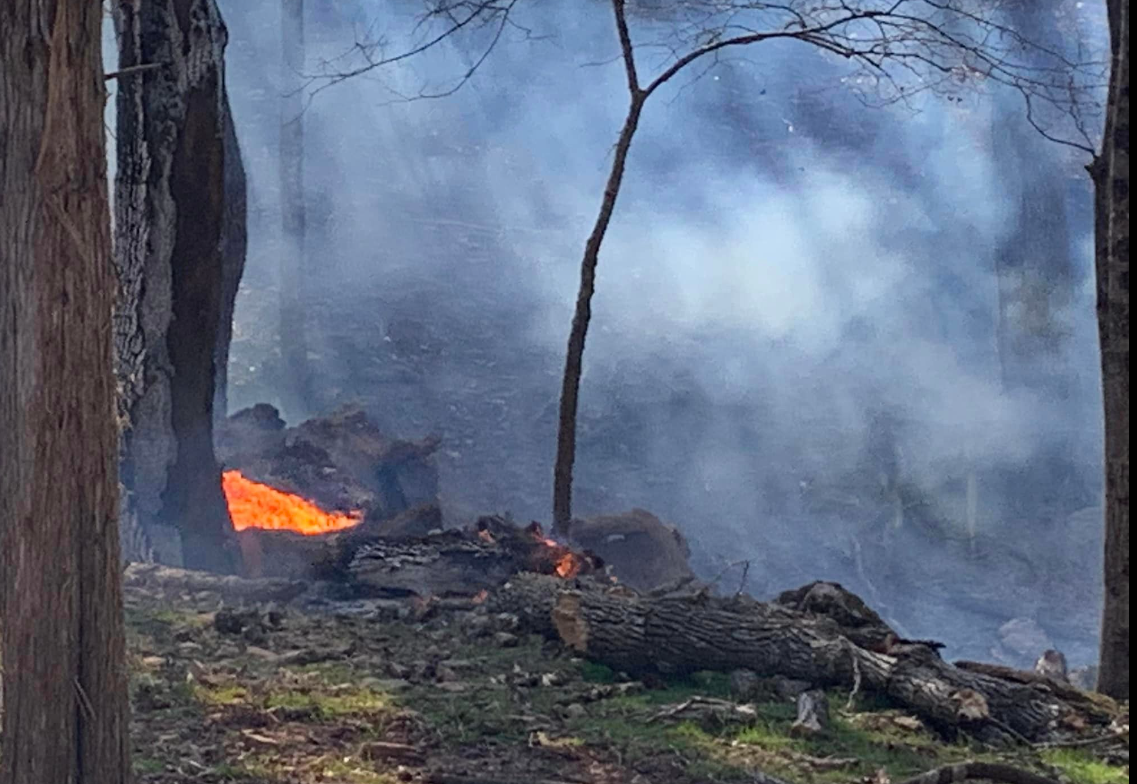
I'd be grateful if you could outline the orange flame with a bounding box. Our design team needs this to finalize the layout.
[538,536,582,579]
[222,470,363,535]
[555,553,581,579]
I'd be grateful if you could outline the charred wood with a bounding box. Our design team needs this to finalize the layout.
[790,689,831,736]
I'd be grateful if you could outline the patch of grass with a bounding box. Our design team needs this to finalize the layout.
[298,660,358,683]
[265,687,390,718]
[411,683,518,744]
[308,758,399,784]
[580,661,618,683]
[1041,748,1129,784]
[132,756,165,774]
[210,761,273,781]
[194,684,250,706]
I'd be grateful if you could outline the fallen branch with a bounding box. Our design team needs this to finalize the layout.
[893,761,1062,784]
[104,62,166,80]
[426,774,584,784]
[123,563,309,603]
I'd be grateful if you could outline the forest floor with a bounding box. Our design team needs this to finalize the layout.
[125,580,1128,784]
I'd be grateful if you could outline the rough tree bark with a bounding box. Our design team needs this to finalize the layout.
[1093,0,1129,702]
[280,0,314,419]
[0,0,131,779]
[114,0,247,573]
[497,575,1117,744]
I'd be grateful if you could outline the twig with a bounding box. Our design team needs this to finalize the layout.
[1034,732,1128,750]
[734,560,751,597]
[845,638,863,711]
[706,559,749,591]
[104,62,166,81]
[73,677,96,721]
[427,774,585,784]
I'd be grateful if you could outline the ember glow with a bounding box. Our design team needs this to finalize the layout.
[540,537,583,578]
[555,553,581,579]
[222,470,363,535]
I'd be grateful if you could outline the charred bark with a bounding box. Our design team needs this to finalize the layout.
[0,0,131,779]
[1094,0,1130,702]
[496,574,1117,744]
[215,96,249,424]
[113,0,247,573]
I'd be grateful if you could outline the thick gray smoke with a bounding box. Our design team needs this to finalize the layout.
[107,1,1108,665]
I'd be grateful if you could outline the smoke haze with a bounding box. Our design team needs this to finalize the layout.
[106,0,1109,666]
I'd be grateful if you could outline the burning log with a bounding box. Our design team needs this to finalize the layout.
[494,573,1119,744]
[223,470,363,535]
[230,508,598,595]
[215,403,440,526]
[343,518,597,598]
[560,509,693,591]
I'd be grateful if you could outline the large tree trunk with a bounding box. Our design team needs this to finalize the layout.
[497,575,1116,744]
[1094,0,1130,702]
[0,1,132,780]
[113,0,247,573]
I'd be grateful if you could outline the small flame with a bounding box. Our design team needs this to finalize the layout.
[473,589,489,604]
[555,553,581,579]
[222,470,362,535]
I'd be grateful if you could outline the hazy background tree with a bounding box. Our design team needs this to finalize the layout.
[549,0,1104,534]
[0,0,131,779]
[280,0,314,417]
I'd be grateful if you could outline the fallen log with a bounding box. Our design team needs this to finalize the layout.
[893,762,1060,784]
[231,513,598,592]
[495,574,1117,744]
[124,563,309,603]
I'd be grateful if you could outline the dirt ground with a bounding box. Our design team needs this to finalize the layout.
[124,579,1128,784]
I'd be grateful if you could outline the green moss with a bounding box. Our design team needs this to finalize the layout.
[1041,748,1129,784]
[265,687,390,718]
[579,661,618,683]
[132,757,166,774]
[194,684,250,706]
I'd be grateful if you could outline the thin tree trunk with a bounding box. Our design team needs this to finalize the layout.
[553,0,645,534]
[1095,0,1130,702]
[0,0,131,779]
[280,0,313,418]
[552,97,644,534]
